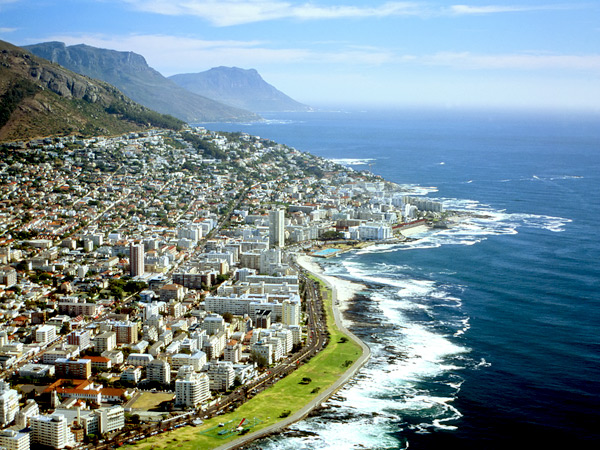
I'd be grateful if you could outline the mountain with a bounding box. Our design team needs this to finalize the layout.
[25,42,260,123]
[0,40,185,142]
[169,67,311,113]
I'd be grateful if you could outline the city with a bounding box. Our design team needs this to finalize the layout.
[0,126,446,450]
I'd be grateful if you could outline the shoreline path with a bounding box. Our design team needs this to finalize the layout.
[214,256,371,450]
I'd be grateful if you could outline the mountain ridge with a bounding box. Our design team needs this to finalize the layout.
[169,66,311,113]
[25,42,260,123]
[0,39,184,142]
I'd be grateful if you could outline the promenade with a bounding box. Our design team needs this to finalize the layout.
[213,255,371,450]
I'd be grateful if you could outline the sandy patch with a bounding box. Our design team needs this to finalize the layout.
[296,254,365,310]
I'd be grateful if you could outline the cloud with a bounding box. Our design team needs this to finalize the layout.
[121,0,423,26]
[118,1,583,26]
[35,33,600,75]
[419,51,600,70]
[37,33,394,75]
[0,27,17,33]
[448,4,575,15]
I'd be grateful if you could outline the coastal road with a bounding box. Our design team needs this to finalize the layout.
[212,257,371,450]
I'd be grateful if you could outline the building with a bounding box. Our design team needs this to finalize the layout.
[30,414,75,449]
[207,361,235,391]
[115,321,138,344]
[0,429,30,450]
[36,325,56,345]
[175,366,210,408]
[255,310,271,329]
[19,363,55,379]
[269,209,285,248]
[146,359,171,385]
[130,243,145,277]
[0,380,19,426]
[223,340,242,364]
[81,356,112,371]
[97,405,125,434]
[0,268,17,288]
[120,367,142,383]
[252,341,273,366]
[202,313,226,336]
[15,399,39,428]
[282,299,300,326]
[126,353,154,367]
[54,359,92,379]
[67,329,91,350]
[94,331,116,352]
[58,297,98,317]
[159,284,185,302]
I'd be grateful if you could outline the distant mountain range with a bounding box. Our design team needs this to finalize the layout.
[0,39,184,142]
[170,67,311,113]
[25,42,260,123]
[25,42,310,121]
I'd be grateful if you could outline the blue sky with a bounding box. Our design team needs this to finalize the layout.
[1,0,599,111]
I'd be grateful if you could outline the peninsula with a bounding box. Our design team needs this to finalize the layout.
[0,126,449,450]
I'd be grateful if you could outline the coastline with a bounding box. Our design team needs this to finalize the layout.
[213,253,371,450]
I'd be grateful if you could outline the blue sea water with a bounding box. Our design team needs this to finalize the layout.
[198,109,600,449]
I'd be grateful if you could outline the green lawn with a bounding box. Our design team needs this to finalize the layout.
[129,277,362,450]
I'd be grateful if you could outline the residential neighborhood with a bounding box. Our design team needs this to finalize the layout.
[0,126,445,449]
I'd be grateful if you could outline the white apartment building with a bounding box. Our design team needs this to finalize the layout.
[97,405,125,434]
[146,359,171,385]
[175,366,210,408]
[0,429,30,450]
[30,414,75,449]
[207,361,235,391]
[94,331,117,353]
[126,353,154,367]
[35,325,56,345]
[251,341,273,366]
[282,299,301,326]
[269,209,285,248]
[0,381,19,426]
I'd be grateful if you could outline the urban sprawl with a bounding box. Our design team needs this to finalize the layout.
[0,128,446,450]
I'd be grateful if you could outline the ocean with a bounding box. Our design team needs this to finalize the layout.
[198,109,600,449]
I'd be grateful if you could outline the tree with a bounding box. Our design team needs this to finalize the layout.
[222,312,233,323]
[250,351,268,368]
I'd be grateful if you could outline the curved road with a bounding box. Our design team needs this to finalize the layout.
[213,257,371,450]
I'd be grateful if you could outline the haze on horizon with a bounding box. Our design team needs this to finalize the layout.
[1,0,599,112]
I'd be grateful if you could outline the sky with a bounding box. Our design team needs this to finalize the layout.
[1,0,599,111]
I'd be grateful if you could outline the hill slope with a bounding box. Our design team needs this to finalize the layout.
[0,39,185,142]
[169,67,311,113]
[25,42,260,123]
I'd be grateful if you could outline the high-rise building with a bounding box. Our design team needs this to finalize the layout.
[54,359,91,379]
[129,243,144,277]
[0,381,19,426]
[30,414,75,449]
[282,299,301,326]
[146,359,171,385]
[115,321,138,344]
[35,325,56,345]
[269,209,285,248]
[67,329,91,350]
[175,366,210,408]
[93,331,116,353]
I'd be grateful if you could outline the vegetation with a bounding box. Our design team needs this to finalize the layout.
[0,78,39,128]
[106,101,185,131]
[180,132,227,159]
